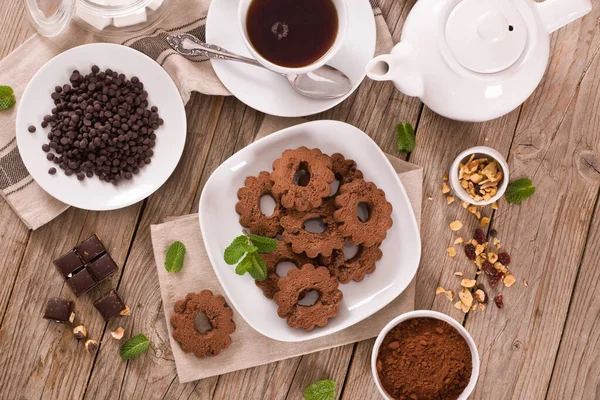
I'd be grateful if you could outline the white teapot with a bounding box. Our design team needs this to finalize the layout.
[366,0,592,122]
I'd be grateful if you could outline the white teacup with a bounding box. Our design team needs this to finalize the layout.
[237,0,348,75]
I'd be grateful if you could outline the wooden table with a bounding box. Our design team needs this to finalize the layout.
[1,1,599,399]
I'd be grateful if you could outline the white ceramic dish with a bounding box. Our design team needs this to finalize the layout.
[199,120,421,342]
[205,0,376,117]
[16,43,186,211]
[371,310,480,400]
[449,146,509,206]
[237,0,348,76]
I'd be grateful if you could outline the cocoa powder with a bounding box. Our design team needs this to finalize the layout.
[376,317,472,400]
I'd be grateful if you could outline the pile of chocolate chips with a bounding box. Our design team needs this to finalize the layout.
[41,66,163,185]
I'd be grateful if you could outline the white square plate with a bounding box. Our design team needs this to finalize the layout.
[199,120,421,342]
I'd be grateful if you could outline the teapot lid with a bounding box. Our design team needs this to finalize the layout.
[445,0,527,74]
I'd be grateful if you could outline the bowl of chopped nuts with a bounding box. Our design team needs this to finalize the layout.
[449,146,509,206]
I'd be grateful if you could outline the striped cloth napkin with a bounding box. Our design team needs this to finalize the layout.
[0,0,393,229]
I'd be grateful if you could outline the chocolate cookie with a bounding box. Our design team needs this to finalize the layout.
[274,264,343,330]
[256,240,313,299]
[170,290,236,358]
[235,171,282,237]
[319,244,382,284]
[280,199,346,258]
[271,147,335,212]
[330,153,363,186]
[334,179,393,247]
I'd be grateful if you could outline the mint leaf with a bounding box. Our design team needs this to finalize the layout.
[247,253,267,281]
[120,333,150,360]
[397,122,416,153]
[303,379,336,400]
[0,86,16,110]
[165,241,186,272]
[235,255,253,276]
[247,233,278,253]
[224,235,249,265]
[505,178,535,204]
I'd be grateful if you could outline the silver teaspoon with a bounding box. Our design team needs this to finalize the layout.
[166,34,352,100]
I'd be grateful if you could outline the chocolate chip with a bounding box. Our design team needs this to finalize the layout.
[48,167,57,175]
[28,125,36,133]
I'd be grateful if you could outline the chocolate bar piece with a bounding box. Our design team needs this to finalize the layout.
[43,297,75,324]
[87,254,118,283]
[67,268,98,296]
[54,249,85,278]
[75,234,106,263]
[94,290,129,320]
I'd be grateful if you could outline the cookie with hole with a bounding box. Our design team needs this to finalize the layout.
[271,146,335,212]
[280,199,346,258]
[170,290,236,358]
[235,171,283,238]
[318,243,382,284]
[334,179,393,247]
[274,264,343,330]
[330,153,363,187]
[255,240,314,299]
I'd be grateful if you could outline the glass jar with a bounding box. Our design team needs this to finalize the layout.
[24,0,171,37]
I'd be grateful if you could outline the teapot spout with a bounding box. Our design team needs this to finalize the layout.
[535,0,592,34]
[366,43,424,98]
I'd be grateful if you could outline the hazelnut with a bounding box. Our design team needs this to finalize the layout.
[85,339,99,354]
[111,327,125,340]
[73,325,87,340]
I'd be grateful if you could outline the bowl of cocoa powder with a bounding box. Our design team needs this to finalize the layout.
[371,310,479,400]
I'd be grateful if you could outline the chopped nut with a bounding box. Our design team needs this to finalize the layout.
[468,205,477,214]
[461,201,469,209]
[111,327,125,340]
[120,306,131,316]
[446,195,455,205]
[459,288,474,308]
[461,279,477,288]
[73,325,87,340]
[488,252,498,264]
[428,196,433,201]
[454,301,463,310]
[471,303,477,311]
[491,202,499,210]
[461,303,470,313]
[446,247,457,257]
[474,211,482,220]
[524,280,529,287]
[443,172,449,181]
[450,220,463,231]
[442,182,451,194]
[455,271,463,277]
[504,274,516,287]
[480,217,491,227]
[475,244,485,255]
[474,289,486,303]
[446,290,455,301]
[85,339,99,354]
[436,287,447,295]
[479,303,486,311]
[454,237,464,244]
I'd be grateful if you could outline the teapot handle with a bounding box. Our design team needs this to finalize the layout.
[535,0,592,34]
[366,43,424,98]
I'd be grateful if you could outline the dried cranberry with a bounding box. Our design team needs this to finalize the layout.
[494,295,504,309]
[474,228,486,244]
[497,252,511,266]
[482,261,496,276]
[489,271,505,287]
[464,244,476,260]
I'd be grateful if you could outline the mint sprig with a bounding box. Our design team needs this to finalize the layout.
[303,379,336,400]
[224,232,277,281]
[120,333,150,360]
[0,86,16,111]
[505,178,535,204]
[165,241,186,272]
[397,122,416,153]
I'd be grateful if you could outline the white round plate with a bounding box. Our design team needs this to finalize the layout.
[16,43,186,211]
[199,120,422,342]
[205,0,376,117]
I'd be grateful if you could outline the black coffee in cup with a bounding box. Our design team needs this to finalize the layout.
[246,0,338,68]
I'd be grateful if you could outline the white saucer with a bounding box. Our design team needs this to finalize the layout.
[205,0,376,117]
[199,121,421,342]
[16,44,186,211]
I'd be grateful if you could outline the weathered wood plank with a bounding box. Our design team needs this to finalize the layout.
[465,9,600,399]
[546,194,600,399]
[83,93,224,400]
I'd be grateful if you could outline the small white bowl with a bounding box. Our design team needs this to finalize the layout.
[449,146,509,206]
[237,0,348,76]
[371,310,480,400]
